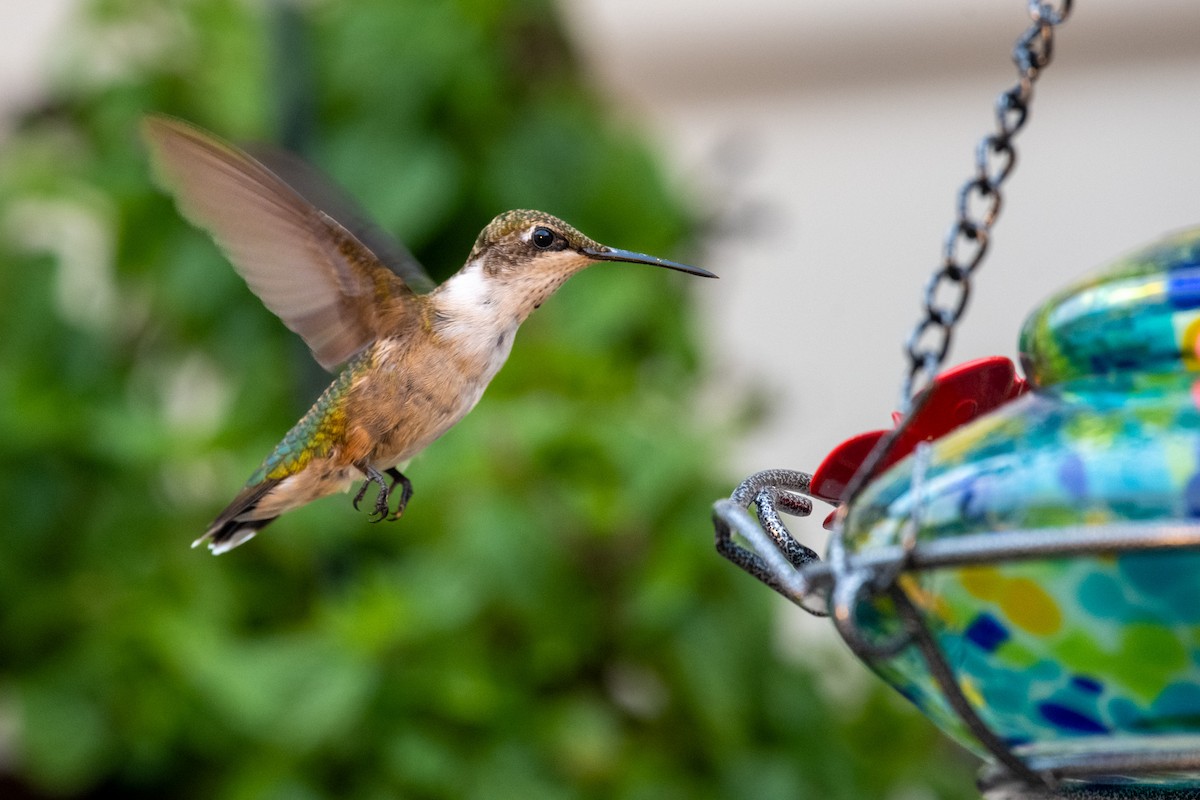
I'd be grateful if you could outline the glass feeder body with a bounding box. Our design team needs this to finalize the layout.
[842,228,1200,779]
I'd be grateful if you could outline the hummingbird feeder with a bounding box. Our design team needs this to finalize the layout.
[711,2,1200,797]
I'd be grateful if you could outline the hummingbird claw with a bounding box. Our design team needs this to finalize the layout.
[351,480,371,511]
[354,464,414,523]
[385,467,414,521]
[370,486,391,523]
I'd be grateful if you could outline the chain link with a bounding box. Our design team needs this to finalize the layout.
[900,0,1072,408]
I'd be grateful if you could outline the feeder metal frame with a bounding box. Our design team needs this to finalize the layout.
[711,468,1200,792]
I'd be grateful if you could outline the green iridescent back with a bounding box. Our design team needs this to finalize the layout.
[248,352,365,485]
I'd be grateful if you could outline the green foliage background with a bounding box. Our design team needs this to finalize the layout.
[0,0,975,797]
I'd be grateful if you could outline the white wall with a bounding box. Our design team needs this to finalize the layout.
[564,0,1200,477]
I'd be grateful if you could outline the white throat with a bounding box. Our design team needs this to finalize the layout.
[433,259,519,373]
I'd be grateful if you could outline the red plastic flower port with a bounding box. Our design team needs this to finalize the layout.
[808,356,1027,521]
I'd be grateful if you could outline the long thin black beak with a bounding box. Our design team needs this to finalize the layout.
[582,246,717,278]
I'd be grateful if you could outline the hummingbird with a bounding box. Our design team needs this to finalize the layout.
[142,115,716,554]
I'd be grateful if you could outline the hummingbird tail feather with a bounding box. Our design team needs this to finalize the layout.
[197,479,281,555]
[193,516,278,555]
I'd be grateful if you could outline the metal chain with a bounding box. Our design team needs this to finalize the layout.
[900,0,1073,410]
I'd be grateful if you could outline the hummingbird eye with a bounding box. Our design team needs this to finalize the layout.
[531,227,555,249]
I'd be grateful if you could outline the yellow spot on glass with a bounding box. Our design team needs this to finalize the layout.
[999,577,1061,636]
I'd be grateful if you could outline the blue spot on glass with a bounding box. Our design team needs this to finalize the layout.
[982,673,1035,714]
[1107,697,1141,730]
[964,612,1009,653]
[1152,682,1200,719]
[1118,552,1200,620]
[1186,473,1200,518]
[1077,573,1128,619]
[1071,676,1104,695]
[1057,453,1087,499]
[1168,266,1200,309]
[1039,702,1108,734]
[958,482,985,524]
[1029,659,1061,682]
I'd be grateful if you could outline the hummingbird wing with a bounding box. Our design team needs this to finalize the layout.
[244,145,436,295]
[143,115,428,371]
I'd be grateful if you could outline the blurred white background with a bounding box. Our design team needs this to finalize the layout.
[561,0,1200,482]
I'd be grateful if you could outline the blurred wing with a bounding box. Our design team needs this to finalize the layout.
[245,145,436,295]
[143,115,423,371]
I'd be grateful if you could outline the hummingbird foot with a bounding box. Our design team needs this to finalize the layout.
[352,464,414,522]
[384,467,414,521]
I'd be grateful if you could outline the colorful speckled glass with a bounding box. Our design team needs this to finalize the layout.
[842,228,1200,786]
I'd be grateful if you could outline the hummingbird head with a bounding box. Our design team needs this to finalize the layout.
[450,209,714,324]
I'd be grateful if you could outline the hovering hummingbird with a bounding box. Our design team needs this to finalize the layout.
[143,115,716,554]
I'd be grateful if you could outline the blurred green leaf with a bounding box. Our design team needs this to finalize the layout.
[16,681,114,793]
